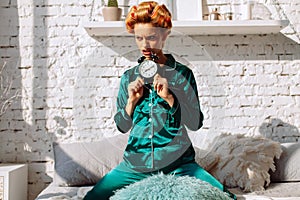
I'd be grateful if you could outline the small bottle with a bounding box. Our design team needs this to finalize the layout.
[209,7,222,20]
[240,0,255,20]
[224,12,234,20]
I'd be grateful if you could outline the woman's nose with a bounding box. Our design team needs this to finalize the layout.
[142,38,150,48]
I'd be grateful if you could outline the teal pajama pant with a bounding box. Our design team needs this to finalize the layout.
[83,161,236,200]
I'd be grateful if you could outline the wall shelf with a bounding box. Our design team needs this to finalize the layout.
[83,20,289,37]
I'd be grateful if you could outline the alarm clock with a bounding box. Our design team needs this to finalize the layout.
[137,54,159,84]
[138,59,158,83]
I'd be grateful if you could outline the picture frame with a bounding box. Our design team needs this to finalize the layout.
[173,0,203,20]
[127,0,203,21]
[127,0,174,13]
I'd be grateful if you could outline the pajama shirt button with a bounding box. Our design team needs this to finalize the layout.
[148,118,152,122]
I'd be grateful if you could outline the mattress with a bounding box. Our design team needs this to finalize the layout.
[35,184,92,200]
[36,182,300,200]
[231,182,300,200]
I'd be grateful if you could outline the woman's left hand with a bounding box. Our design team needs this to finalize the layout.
[153,74,174,107]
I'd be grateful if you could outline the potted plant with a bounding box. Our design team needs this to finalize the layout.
[102,0,122,21]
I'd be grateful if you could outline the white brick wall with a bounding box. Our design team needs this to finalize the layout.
[0,0,299,199]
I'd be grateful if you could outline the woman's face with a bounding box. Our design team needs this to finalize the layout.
[134,23,168,59]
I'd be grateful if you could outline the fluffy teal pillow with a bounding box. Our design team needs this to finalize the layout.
[110,173,232,200]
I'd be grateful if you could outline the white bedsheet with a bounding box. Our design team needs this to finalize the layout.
[35,184,92,200]
[231,182,300,200]
[36,182,300,200]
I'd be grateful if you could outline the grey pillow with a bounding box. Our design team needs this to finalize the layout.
[194,147,219,171]
[53,134,221,187]
[53,134,128,186]
[271,142,300,182]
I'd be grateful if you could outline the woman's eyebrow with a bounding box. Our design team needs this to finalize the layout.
[134,33,157,39]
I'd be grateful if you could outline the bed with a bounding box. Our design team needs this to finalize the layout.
[35,134,300,200]
[36,182,300,200]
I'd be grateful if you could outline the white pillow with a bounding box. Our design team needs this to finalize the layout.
[270,142,300,182]
[208,134,282,192]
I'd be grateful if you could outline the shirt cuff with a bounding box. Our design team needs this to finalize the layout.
[168,94,180,116]
[114,108,133,133]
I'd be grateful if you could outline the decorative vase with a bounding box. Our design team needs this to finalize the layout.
[102,7,122,21]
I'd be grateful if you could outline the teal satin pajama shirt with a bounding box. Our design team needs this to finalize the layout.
[114,54,203,172]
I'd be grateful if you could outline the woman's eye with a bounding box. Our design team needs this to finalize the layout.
[135,36,142,41]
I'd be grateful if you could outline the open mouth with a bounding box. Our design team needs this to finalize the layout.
[142,49,152,56]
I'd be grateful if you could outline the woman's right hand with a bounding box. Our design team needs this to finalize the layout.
[128,77,144,103]
[126,77,144,116]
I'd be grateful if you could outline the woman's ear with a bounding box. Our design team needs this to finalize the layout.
[162,30,171,42]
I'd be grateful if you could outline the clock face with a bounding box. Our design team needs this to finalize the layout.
[139,60,158,79]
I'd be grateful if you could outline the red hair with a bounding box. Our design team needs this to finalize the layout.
[125,1,172,34]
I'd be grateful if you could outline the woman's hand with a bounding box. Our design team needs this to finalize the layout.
[128,77,144,103]
[126,77,144,116]
[153,74,174,107]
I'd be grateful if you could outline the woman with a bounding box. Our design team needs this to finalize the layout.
[84,1,236,199]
